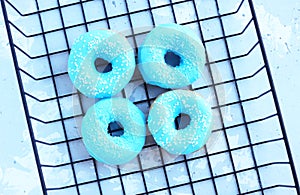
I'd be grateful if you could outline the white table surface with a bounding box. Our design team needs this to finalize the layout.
[0,0,299,194]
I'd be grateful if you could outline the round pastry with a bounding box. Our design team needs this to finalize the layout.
[81,98,146,165]
[138,23,206,89]
[148,90,212,155]
[68,30,135,98]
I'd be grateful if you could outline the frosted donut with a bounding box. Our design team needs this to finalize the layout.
[148,90,212,155]
[68,30,135,98]
[81,98,146,165]
[138,23,206,89]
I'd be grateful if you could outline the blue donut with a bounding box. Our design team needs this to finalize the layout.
[81,98,146,165]
[68,30,135,98]
[138,23,206,89]
[148,90,212,155]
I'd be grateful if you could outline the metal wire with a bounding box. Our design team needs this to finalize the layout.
[1,0,299,194]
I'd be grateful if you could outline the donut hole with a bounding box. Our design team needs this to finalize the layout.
[164,51,181,67]
[175,113,191,130]
[94,58,113,73]
[107,121,124,137]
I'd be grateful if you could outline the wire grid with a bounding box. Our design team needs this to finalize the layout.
[1,0,299,194]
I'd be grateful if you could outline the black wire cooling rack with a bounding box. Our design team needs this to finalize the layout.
[1,0,299,194]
